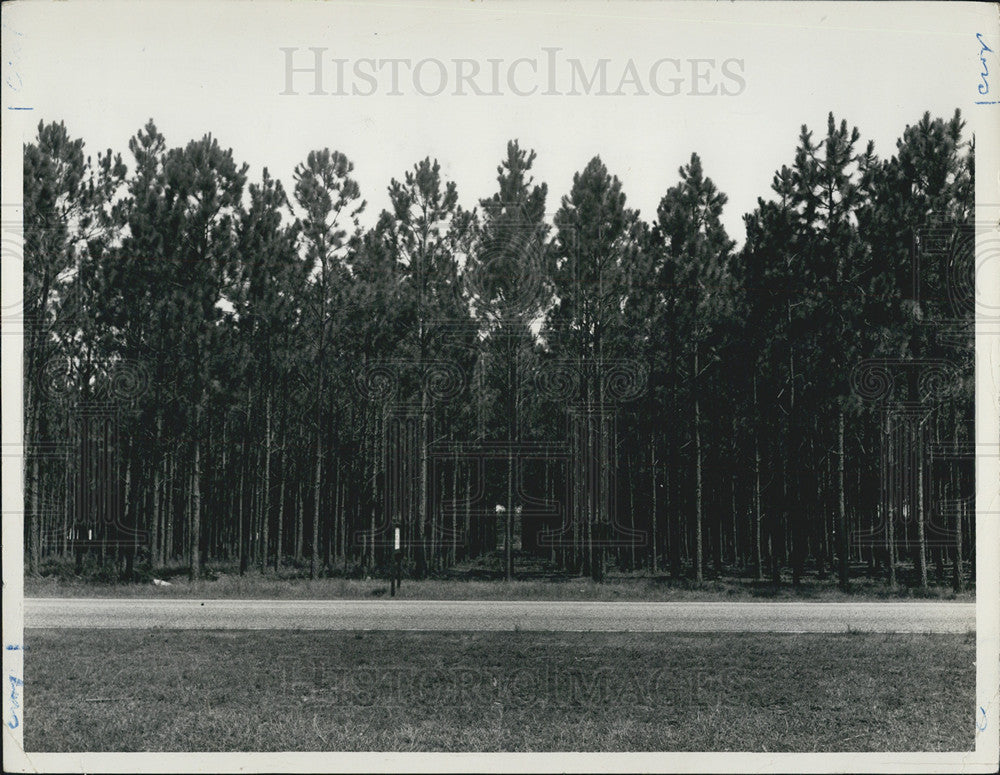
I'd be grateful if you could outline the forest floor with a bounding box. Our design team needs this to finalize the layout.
[24,551,974,601]
[24,629,974,751]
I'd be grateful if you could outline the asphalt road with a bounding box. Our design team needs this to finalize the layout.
[23,598,975,633]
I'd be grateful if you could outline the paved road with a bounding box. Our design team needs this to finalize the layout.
[23,598,975,633]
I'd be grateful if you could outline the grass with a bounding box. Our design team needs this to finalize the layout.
[23,573,975,602]
[24,629,974,752]
[24,553,975,602]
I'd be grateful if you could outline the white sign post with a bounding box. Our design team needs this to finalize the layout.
[391,523,402,596]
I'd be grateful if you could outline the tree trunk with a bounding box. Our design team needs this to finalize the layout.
[276,436,286,573]
[295,480,304,563]
[328,463,338,573]
[165,454,175,563]
[260,393,271,572]
[417,388,429,579]
[465,463,472,562]
[505,339,515,582]
[370,409,378,571]
[753,375,763,582]
[667,430,679,579]
[506,446,513,581]
[952,425,964,592]
[123,451,134,579]
[238,442,248,575]
[339,470,347,573]
[694,349,703,583]
[189,433,201,581]
[311,425,322,580]
[151,452,161,568]
[730,416,738,570]
[650,437,658,573]
[837,410,849,590]
[628,450,636,570]
[953,497,964,592]
[916,419,928,588]
[25,372,42,573]
[451,443,458,567]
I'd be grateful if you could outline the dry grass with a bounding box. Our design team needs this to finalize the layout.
[24,629,975,752]
[25,555,974,602]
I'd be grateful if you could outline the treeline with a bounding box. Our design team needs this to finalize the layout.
[23,110,975,588]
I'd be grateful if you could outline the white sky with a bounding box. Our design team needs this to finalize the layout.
[1,0,991,245]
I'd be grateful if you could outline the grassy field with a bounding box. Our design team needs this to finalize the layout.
[25,629,974,751]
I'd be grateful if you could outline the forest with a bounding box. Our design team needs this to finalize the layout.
[22,109,975,590]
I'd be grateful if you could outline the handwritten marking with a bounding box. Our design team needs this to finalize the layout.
[977,706,988,732]
[7,674,23,730]
[6,66,22,92]
[4,645,25,650]
[3,25,24,92]
[977,33,994,100]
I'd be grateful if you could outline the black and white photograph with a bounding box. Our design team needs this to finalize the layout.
[2,1,999,771]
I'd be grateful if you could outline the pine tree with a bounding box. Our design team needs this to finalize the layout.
[653,153,735,583]
[790,114,868,590]
[468,141,549,580]
[546,156,642,580]
[292,149,365,579]
[233,170,304,571]
[378,158,474,575]
[857,110,975,589]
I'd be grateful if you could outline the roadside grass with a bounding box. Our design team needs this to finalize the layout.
[25,629,974,752]
[25,554,974,602]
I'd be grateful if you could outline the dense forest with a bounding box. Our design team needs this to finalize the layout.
[22,109,975,589]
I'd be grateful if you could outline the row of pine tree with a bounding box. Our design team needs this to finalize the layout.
[23,109,975,588]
